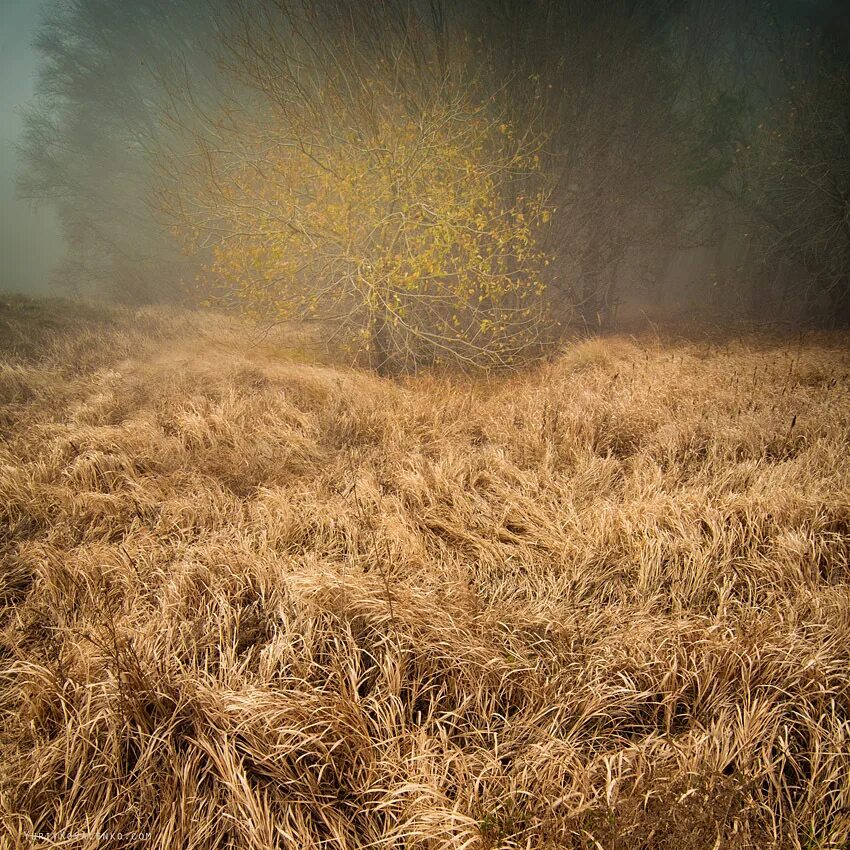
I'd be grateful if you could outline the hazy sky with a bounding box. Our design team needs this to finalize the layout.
[0,0,62,296]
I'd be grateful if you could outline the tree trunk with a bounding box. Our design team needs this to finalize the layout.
[369,305,392,376]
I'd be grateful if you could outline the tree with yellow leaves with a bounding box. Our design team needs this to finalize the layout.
[162,0,553,373]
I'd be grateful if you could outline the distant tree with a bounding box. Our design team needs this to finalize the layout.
[163,0,553,372]
[464,0,706,327]
[735,71,850,323]
[18,0,221,303]
[673,0,850,324]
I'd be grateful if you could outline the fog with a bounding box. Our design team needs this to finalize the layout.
[0,0,62,295]
[2,0,849,364]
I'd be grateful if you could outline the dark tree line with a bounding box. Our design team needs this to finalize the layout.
[18,0,850,333]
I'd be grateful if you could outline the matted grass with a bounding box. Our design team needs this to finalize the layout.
[1,299,848,848]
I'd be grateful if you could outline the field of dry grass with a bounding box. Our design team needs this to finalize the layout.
[1,296,849,849]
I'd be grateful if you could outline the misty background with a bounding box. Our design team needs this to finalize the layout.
[1,0,849,349]
[0,0,62,295]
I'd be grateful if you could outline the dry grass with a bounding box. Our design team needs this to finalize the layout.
[1,298,849,849]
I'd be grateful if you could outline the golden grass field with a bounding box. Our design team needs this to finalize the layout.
[1,296,848,849]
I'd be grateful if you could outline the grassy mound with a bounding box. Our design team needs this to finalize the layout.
[1,299,849,848]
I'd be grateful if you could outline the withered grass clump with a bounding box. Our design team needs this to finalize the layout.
[1,299,849,849]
